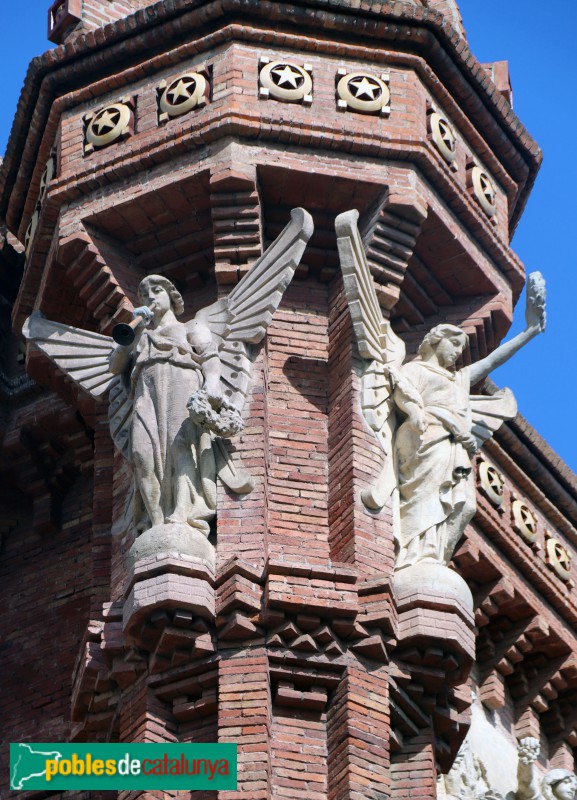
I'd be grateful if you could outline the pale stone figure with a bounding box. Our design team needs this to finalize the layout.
[517,738,577,800]
[23,208,313,539]
[437,739,503,800]
[336,209,546,571]
[107,274,227,533]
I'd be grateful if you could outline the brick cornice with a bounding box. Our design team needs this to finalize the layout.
[484,380,577,534]
[474,492,577,628]
[0,0,540,231]
[501,415,577,511]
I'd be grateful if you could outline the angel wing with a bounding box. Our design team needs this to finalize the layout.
[335,209,406,509]
[22,312,116,397]
[195,207,314,412]
[22,312,132,459]
[470,387,517,448]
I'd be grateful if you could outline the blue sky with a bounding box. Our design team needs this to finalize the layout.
[1,2,576,472]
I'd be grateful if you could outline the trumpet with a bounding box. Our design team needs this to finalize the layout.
[112,305,155,346]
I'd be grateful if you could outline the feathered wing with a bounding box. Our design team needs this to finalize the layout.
[192,207,313,495]
[195,207,314,412]
[108,376,132,460]
[470,387,517,448]
[23,311,117,397]
[22,311,132,459]
[335,209,406,509]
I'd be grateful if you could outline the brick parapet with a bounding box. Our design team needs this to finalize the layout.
[16,41,524,273]
[0,0,540,235]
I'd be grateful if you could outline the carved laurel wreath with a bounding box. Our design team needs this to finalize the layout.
[187,389,244,438]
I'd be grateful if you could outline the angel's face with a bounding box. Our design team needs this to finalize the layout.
[553,777,577,800]
[140,282,171,316]
[435,335,465,368]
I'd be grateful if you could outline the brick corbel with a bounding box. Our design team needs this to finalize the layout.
[361,190,428,312]
[71,607,123,741]
[215,556,264,641]
[54,227,133,334]
[209,165,263,289]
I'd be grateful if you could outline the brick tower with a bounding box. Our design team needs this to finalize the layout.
[3,2,577,800]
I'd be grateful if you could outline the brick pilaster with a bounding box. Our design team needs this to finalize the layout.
[327,666,390,800]
[391,733,437,800]
[218,648,271,800]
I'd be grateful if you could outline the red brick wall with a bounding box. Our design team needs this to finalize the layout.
[265,283,330,564]
[0,476,94,793]
[78,0,143,33]
[271,707,328,799]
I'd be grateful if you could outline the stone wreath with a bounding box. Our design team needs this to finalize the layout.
[187,389,244,437]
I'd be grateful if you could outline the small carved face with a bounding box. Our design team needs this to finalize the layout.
[553,777,577,800]
[434,334,466,368]
[138,281,172,315]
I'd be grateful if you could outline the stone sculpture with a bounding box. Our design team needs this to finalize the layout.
[437,739,503,800]
[336,209,546,571]
[517,738,577,800]
[24,208,314,552]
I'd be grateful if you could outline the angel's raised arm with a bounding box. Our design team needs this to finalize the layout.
[469,272,546,386]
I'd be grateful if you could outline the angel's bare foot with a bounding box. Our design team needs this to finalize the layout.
[165,512,187,526]
[165,514,210,537]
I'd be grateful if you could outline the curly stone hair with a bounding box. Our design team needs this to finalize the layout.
[137,274,184,316]
[418,323,468,358]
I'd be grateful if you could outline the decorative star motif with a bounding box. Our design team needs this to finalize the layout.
[552,541,571,572]
[518,505,535,532]
[486,466,504,496]
[39,162,52,197]
[347,75,382,101]
[479,173,496,206]
[92,108,121,135]
[270,64,304,89]
[167,77,196,105]
[437,118,456,153]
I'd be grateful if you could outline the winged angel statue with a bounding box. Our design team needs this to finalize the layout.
[336,209,546,571]
[23,208,313,538]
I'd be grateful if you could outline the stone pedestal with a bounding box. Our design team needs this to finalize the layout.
[123,523,216,646]
[126,522,215,571]
[393,562,475,686]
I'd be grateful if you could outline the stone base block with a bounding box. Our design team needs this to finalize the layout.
[123,524,216,646]
[126,522,215,571]
[393,562,475,686]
